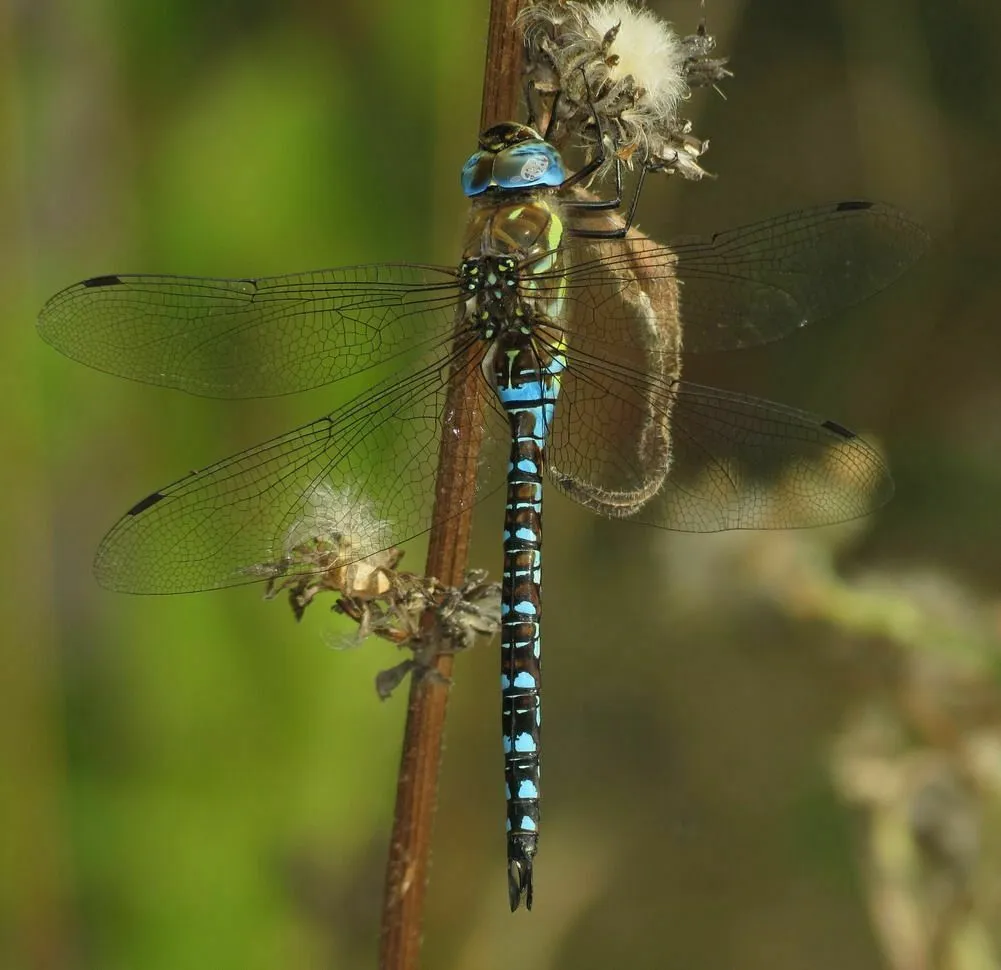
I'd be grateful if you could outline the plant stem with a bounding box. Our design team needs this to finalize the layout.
[377,2,527,967]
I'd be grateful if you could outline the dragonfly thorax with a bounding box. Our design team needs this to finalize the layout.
[460,255,527,340]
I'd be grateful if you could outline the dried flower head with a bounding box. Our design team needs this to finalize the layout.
[520,0,731,179]
[244,483,502,698]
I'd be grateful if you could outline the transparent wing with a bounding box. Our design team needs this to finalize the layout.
[37,264,461,398]
[549,359,892,531]
[539,207,903,529]
[651,383,892,530]
[93,338,500,594]
[554,200,929,354]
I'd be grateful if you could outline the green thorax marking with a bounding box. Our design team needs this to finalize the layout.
[463,199,565,276]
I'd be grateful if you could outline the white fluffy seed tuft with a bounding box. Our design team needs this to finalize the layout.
[583,2,687,122]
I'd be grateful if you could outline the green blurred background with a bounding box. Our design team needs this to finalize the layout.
[4,1,1000,968]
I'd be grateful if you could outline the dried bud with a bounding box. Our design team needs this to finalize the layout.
[520,1,730,179]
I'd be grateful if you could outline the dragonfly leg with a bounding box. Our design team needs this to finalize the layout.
[541,88,561,143]
[564,153,624,211]
[560,68,649,239]
[525,79,563,145]
[566,164,647,239]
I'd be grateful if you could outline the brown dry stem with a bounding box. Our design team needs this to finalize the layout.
[377,3,527,967]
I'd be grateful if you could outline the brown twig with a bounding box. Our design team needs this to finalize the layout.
[377,2,527,967]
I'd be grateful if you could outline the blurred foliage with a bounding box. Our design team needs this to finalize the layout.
[3,1,1001,969]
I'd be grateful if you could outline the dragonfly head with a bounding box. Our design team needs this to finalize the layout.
[461,122,567,198]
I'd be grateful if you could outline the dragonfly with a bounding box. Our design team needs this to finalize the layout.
[38,120,927,911]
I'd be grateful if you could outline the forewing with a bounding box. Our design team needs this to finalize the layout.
[38,264,460,398]
[557,201,928,354]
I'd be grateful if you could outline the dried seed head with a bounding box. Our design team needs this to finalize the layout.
[521,1,730,179]
[246,483,502,694]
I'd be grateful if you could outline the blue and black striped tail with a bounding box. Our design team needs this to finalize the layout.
[500,443,544,911]
[488,296,565,910]
[495,358,560,909]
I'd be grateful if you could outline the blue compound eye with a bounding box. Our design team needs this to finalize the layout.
[461,152,495,197]
[460,140,567,196]
[493,143,566,190]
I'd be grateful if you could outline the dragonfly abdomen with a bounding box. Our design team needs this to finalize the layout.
[490,326,566,912]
